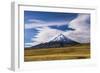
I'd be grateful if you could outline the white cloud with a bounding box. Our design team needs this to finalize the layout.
[25,42,39,47]
[25,27,64,47]
[31,27,63,45]
[25,43,33,48]
[69,14,90,31]
[64,14,90,43]
[25,19,68,29]
[28,19,45,23]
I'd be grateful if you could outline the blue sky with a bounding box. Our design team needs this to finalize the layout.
[24,11,90,48]
[24,11,77,23]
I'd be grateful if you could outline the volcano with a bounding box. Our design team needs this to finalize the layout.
[31,33,79,48]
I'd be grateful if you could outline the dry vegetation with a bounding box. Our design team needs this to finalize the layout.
[24,44,90,62]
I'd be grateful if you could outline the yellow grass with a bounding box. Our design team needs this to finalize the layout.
[24,44,90,62]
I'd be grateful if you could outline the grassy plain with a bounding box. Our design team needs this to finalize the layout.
[24,44,90,62]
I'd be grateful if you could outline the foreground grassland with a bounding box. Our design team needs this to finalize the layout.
[24,44,90,62]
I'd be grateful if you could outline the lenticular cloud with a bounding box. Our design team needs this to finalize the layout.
[64,14,90,43]
[31,27,63,44]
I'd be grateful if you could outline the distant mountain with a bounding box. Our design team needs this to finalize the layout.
[48,33,78,44]
[31,33,79,48]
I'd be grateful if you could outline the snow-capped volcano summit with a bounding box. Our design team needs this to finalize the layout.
[48,33,78,44]
[49,33,66,42]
